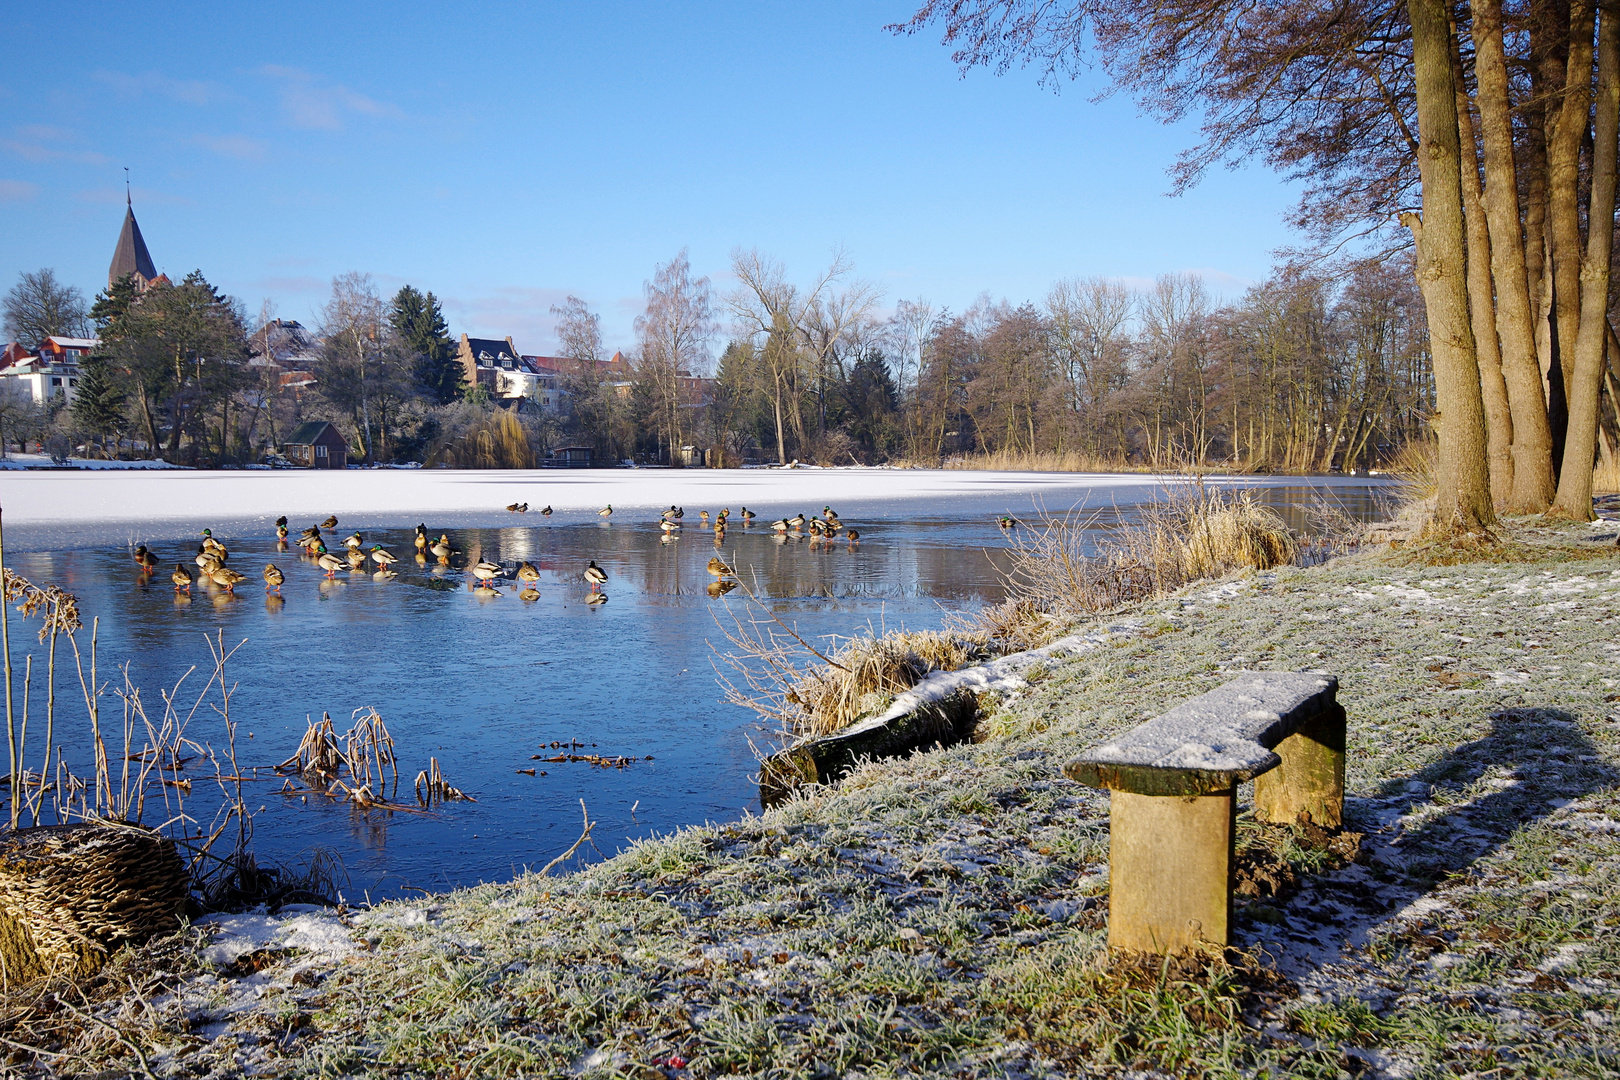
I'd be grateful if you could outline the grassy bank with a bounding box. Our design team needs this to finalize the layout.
[6,518,1620,1077]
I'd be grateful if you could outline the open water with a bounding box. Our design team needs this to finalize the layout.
[3,476,1395,898]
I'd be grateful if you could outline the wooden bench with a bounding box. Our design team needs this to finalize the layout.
[1064,672,1345,952]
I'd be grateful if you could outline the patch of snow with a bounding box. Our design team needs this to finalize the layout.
[1540,942,1588,972]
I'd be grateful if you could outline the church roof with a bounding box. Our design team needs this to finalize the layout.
[109,200,157,287]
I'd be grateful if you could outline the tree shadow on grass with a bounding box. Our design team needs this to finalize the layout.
[1235,705,1617,978]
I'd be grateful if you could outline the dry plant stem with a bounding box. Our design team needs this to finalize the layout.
[17,655,29,826]
[1,506,16,830]
[537,800,595,877]
[52,991,158,1080]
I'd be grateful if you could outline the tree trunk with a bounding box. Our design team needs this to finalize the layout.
[1406,0,1497,530]
[1453,33,1516,505]
[1546,0,1597,450]
[1551,0,1618,518]
[1473,0,1559,511]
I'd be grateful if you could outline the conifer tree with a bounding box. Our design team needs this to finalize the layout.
[390,285,461,404]
[70,355,128,449]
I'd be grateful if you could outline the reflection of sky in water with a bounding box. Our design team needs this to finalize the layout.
[5,479,1394,899]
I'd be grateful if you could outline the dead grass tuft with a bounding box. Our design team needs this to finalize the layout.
[1006,486,1297,617]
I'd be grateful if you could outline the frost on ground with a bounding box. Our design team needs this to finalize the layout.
[3,520,1617,1078]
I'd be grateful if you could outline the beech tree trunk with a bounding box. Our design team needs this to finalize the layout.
[1552,0,1619,518]
[1453,34,1516,506]
[1473,0,1560,511]
[1546,0,1597,446]
[1406,0,1497,530]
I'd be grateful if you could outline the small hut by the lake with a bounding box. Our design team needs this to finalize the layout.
[281,421,350,469]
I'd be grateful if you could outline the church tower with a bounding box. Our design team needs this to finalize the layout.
[108,191,158,291]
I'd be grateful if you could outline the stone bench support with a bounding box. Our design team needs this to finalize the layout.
[1065,672,1344,953]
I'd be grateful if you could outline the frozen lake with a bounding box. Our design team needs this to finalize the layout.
[0,468,1395,898]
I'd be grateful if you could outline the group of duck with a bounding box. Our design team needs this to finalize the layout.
[640,504,859,546]
[128,502,863,602]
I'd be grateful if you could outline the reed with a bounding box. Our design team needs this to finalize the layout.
[936,448,1158,473]
[414,757,473,807]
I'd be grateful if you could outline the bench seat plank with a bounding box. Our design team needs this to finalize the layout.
[1065,672,1338,796]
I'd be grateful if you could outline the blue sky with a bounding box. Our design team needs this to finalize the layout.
[0,2,1301,357]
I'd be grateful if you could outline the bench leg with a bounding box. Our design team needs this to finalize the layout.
[1253,704,1346,828]
[1107,787,1233,952]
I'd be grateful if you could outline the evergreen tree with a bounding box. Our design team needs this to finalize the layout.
[70,355,128,447]
[390,285,461,404]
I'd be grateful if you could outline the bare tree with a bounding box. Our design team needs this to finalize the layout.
[318,273,390,462]
[1047,277,1133,454]
[3,269,88,345]
[635,251,715,463]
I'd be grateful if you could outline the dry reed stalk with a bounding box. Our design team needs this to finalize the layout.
[414,757,473,806]
[939,448,1156,473]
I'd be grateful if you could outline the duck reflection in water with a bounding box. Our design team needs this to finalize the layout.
[265,593,285,615]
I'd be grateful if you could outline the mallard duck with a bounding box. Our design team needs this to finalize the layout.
[342,532,364,549]
[707,557,735,578]
[414,525,429,551]
[540,505,552,516]
[201,528,226,553]
[345,548,368,570]
[787,513,806,531]
[171,564,193,591]
[516,561,541,587]
[315,546,346,577]
[808,518,827,536]
[598,505,613,519]
[321,515,339,529]
[472,559,504,586]
[263,564,284,592]
[210,565,247,592]
[583,561,608,591]
[275,516,289,540]
[300,525,321,540]
[699,510,710,524]
[661,505,679,522]
[430,534,455,561]
[823,507,843,530]
[660,519,680,531]
[196,550,222,573]
[846,529,860,544]
[506,501,527,512]
[134,544,158,572]
[370,545,398,569]
[997,515,1018,530]
[771,517,790,532]
[300,534,324,554]
[717,508,730,523]
[740,508,755,522]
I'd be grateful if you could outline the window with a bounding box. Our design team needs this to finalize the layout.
[51,377,61,386]
[316,445,327,459]
[67,379,76,387]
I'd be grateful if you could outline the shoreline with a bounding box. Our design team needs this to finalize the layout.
[11,516,1617,1076]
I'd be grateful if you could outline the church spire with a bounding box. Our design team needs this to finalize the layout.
[109,179,157,290]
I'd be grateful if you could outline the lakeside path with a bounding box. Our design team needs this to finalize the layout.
[0,466,1384,551]
[9,519,1619,1076]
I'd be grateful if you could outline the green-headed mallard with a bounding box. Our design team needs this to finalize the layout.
[740,508,755,522]
[717,508,730,523]
[210,565,247,592]
[516,561,541,587]
[134,544,158,572]
[341,531,363,549]
[370,545,398,570]
[787,513,806,531]
[275,516,289,540]
[171,564,193,591]
[707,556,734,578]
[660,519,680,531]
[598,505,613,519]
[321,515,339,529]
[808,518,827,536]
[316,546,345,577]
[583,561,608,591]
[997,515,1018,529]
[540,505,552,516]
[472,559,504,586]
[430,534,455,561]
[263,563,284,592]
[661,505,679,521]
[506,501,527,512]
[770,517,788,532]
